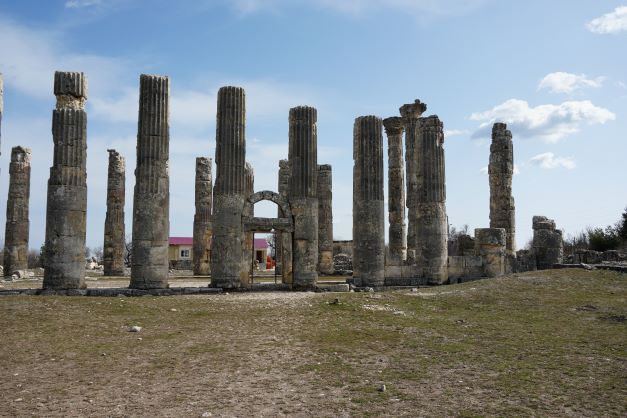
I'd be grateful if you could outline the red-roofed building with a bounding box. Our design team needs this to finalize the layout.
[168,236,270,269]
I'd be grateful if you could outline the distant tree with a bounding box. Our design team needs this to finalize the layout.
[587,226,621,252]
[563,231,589,255]
[27,249,42,268]
[85,246,92,259]
[124,235,132,267]
[93,246,104,264]
[448,224,470,256]
[619,207,627,242]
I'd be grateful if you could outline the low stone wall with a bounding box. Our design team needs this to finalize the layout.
[447,256,483,283]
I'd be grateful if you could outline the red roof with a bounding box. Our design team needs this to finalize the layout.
[254,238,268,249]
[169,237,193,245]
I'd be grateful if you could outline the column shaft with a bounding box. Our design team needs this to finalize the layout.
[193,157,213,275]
[103,149,125,276]
[489,122,516,254]
[4,146,31,274]
[317,164,333,275]
[383,117,406,265]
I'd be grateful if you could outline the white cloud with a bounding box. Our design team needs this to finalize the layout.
[65,0,102,8]
[444,129,469,137]
[586,6,627,34]
[529,152,576,170]
[470,99,615,142]
[538,72,605,94]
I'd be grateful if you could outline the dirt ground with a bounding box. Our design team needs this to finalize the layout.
[0,269,625,417]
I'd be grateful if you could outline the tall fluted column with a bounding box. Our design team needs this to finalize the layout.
[103,149,125,276]
[0,74,3,162]
[415,115,448,284]
[43,72,88,289]
[241,162,254,285]
[353,116,385,287]
[277,159,293,282]
[4,146,31,274]
[489,122,516,254]
[383,117,406,265]
[317,164,333,275]
[130,74,170,289]
[400,100,427,263]
[288,106,318,288]
[193,157,213,275]
[211,86,246,289]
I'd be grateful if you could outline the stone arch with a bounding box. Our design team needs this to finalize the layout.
[245,190,292,220]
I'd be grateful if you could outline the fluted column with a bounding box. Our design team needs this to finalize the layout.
[103,149,125,276]
[353,116,385,287]
[489,122,516,255]
[0,74,3,162]
[193,157,213,276]
[277,159,292,282]
[211,86,246,288]
[288,106,318,288]
[415,115,448,284]
[43,71,88,289]
[317,164,333,275]
[383,117,406,265]
[4,146,31,274]
[241,162,254,285]
[130,74,170,289]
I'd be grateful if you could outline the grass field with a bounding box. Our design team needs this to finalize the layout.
[0,269,625,417]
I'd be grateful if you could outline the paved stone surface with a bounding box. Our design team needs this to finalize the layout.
[193,157,212,275]
[4,146,31,274]
[103,149,125,276]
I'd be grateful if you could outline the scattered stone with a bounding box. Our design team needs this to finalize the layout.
[129,326,142,333]
[378,384,386,392]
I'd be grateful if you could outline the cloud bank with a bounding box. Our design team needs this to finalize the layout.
[586,6,627,34]
[538,72,605,94]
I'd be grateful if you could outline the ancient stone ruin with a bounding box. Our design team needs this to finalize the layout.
[383,116,406,266]
[103,149,125,276]
[532,216,564,270]
[317,164,334,275]
[489,123,516,255]
[4,146,31,274]
[193,157,213,276]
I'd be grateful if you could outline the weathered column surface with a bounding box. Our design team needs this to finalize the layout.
[415,115,448,284]
[211,86,246,289]
[532,216,563,270]
[489,122,516,254]
[475,228,506,278]
[193,157,212,276]
[383,116,406,265]
[130,74,170,289]
[277,159,293,282]
[43,71,88,289]
[0,74,3,157]
[317,164,333,275]
[399,100,427,263]
[288,106,318,288]
[241,162,254,286]
[4,146,31,274]
[103,149,125,276]
[353,116,385,287]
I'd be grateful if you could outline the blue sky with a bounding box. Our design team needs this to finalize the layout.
[0,0,625,250]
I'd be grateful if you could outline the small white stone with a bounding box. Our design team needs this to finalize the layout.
[129,326,142,333]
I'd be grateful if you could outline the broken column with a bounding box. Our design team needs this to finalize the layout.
[211,86,246,289]
[489,123,516,255]
[532,216,563,270]
[277,159,293,282]
[352,116,385,287]
[383,116,406,265]
[475,228,506,277]
[241,162,254,285]
[103,149,125,276]
[130,74,170,289]
[193,157,213,276]
[288,106,318,288]
[399,100,427,263]
[317,164,333,275]
[415,115,448,284]
[3,146,32,274]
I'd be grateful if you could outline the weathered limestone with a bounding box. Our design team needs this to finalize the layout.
[193,157,212,276]
[43,71,88,289]
[288,106,318,288]
[0,74,3,158]
[489,123,516,254]
[317,164,334,275]
[103,149,125,276]
[276,159,293,282]
[130,74,170,289]
[241,162,254,285]
[532,216,563,270]
[383,116,406,265]
[211,86,246,289]
[475,228,506,278]
[4,146,31,274]
[399,100,427,263]
[415,115,448,284]
[352,116,385,287]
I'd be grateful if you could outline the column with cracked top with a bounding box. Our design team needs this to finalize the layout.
[241,162,254,285]
[415,115,448,284]
[43,71,88,289]
[130,74,170,289]
[399,100,427,263]
[288,106,318,288]
[193,157,212,276]
[532,216,563,269]
[103,149,125,276]
[383,116,406,265]
[489,122,516,255]
[4,146,31,274]
[317,164,333,275]
[211,86,246,288]
[277,159,293,282]
[353,116,385,287]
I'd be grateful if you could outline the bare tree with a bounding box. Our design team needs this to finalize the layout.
[93,246,104,264]
[124,235,132,267]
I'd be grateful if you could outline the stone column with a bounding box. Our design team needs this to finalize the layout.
[532,216,563,270]
[317,164,333,275]
[193,157,212,276]
[399,100,427,263]
[288,106,318,288]
[0,74,3,160]
[130,74,170,289]
[4,146,31,274]
[211,86,246,289]
[489,122,516,254]
[475,228,506,278]
[383,116,406,265]
[241,162,254,286]
[415,115,448,284]
[352,116,385,287]
[277,159,293,282]
[43,71,88,289]
[103,149,125,276]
